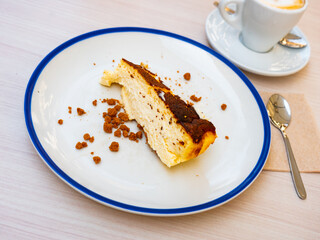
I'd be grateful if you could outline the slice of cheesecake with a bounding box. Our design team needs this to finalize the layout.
[100,58,217,167]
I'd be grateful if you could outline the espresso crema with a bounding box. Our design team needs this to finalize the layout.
[260,0,304,10]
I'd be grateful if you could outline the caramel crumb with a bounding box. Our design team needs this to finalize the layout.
[112,59,115,62]
[225,136,229,140]
[58,119,63,125]
[123,130,129,138]
[129,132,137,141]
[114,105,121,112]
[104,98,117,105]
[77,108,86,116]
[114,129,121,137]
[68,106,72,114]
[177,70,180,73]
[91,152,94,155]
[111,117,122,127]
[93,62,96,66]
[102,112,107,118]
[93,156,101,164]
[104,115,112,123]
[221,104,227,111]
[183,72,191,80]
[83,133,90,140]
[103,123,113,133]
[136,131,143,139]
[89,136,94,143]
[75,142,87,149]
[107,98,117,105]
[92,100,97,106]
[190,95,202,102]
[179,141,185,146]
[109,142,119,152]
[107,107,118,117]
[119,124,130,132]
[75,142,83,149]
[118,112,129,122]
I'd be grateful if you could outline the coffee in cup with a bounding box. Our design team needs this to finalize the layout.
[259,0,304,10]
[218,0,307,52]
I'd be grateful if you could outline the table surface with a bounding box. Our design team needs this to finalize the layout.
[1,0,319,239]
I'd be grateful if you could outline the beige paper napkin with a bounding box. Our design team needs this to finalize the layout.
[259,92,320,172]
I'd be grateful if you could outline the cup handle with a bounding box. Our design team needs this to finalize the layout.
[218,0,244,31]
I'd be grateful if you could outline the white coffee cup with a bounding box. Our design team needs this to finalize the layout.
[218,0,307,52]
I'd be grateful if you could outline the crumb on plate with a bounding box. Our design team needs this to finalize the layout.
[123,130,129,138]
[77,108,86,115]
[75,141,87,149]
[104,115,112,123]
[221,104,227,111]
[136,131,143,139]
[109,141,119,152]
[104,123,113,133]
[83,133,91,140]
[118,112,129,122]
[93,156,101,164]
[114,129,121,137]
[107,107,118,117]
[183,72,191,80]
[190,94,202,102]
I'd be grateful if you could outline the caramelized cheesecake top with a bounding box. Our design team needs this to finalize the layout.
[122,58,216,143]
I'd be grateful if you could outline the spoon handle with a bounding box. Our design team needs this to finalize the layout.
[281,131,307,199]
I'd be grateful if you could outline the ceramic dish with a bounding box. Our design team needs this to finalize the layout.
[206,9,310,76]
[24,27,270,216]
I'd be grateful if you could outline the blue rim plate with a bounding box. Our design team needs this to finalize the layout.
[24,27,270,216]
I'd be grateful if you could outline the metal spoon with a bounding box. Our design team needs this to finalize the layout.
[267,94,306,199]
[278,33,307,49]
[213,1,307,49]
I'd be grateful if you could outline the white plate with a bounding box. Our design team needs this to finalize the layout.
[205,9,310,77]
[24,27,270,216]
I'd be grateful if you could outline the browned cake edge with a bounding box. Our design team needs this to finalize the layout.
[122,58,216,143]
[122,58,169,90]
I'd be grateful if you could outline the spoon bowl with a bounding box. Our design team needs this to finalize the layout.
[267,94,291,130]
[266,94,306,199]
[278,33,307,49]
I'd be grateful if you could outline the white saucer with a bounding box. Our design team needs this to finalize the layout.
[205,9,310,77]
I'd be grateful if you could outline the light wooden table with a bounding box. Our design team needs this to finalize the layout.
[1,0,319,239]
